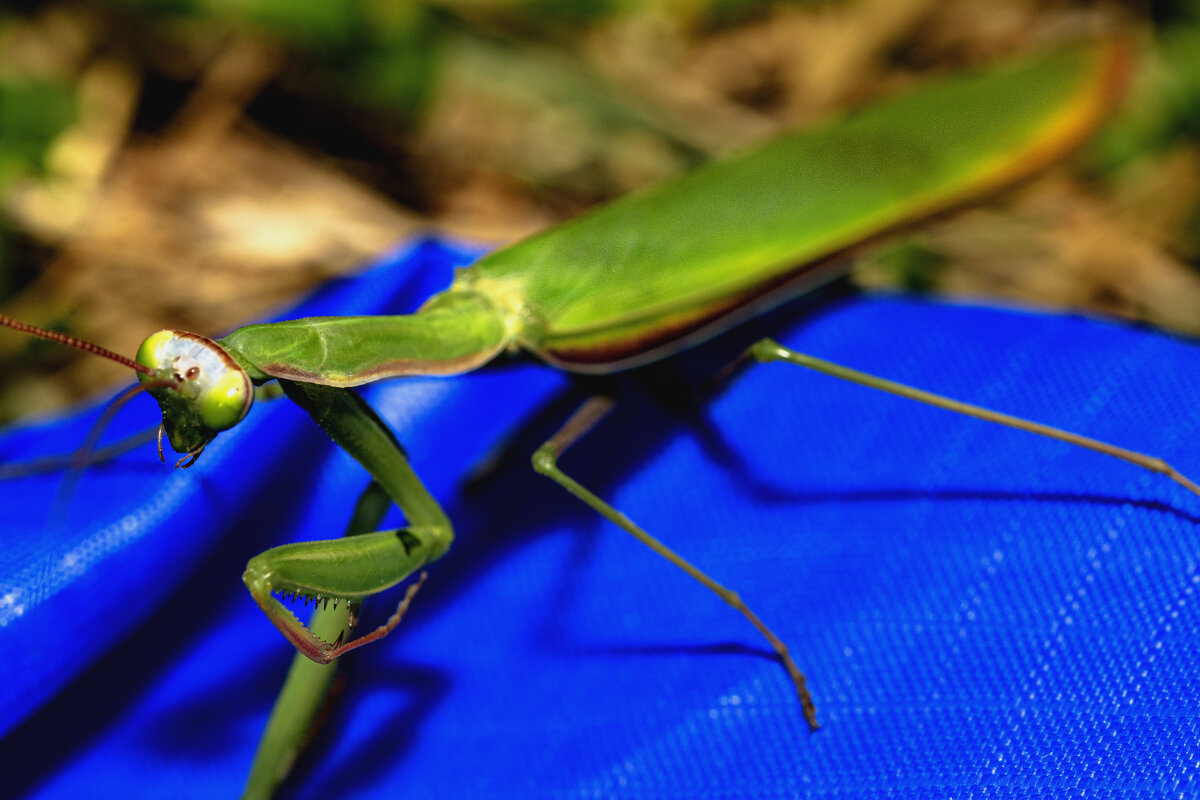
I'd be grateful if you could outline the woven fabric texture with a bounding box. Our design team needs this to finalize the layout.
[1,239,1198,798]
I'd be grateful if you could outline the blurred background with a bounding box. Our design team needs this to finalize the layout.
[0,0,1198,423]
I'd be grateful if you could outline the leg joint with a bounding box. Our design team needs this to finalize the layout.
[408,522,454,562]
[749,338,786,364]
[531,446,557,476]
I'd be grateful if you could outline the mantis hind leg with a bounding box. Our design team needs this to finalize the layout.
[744,338,1200,501]
[531,395,821,731]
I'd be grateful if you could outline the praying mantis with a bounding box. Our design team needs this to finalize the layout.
[4,35,1200,798]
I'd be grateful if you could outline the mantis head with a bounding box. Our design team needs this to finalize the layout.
[0,314,253,467]
[135,331,254,464]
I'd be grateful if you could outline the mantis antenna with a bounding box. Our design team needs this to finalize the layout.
[0,313,156,377]
[0,314,181,474]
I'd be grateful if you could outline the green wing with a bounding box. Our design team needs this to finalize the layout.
[461,40,1128,372]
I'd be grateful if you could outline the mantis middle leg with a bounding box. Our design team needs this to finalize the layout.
[531,395,820,731]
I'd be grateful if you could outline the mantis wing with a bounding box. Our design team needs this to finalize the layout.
[2,240,1200,797]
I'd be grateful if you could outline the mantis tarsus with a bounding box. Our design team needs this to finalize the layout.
[3,37,1199,798]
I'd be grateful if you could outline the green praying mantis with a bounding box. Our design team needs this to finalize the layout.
[4,36,1196,798]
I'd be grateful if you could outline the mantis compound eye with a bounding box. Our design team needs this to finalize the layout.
[135,330,254,454]
[196,368,252,431]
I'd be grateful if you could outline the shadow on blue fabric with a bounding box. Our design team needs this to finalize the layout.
[1,238,1199,798]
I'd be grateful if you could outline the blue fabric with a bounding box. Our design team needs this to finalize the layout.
[2,238,1199,798]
